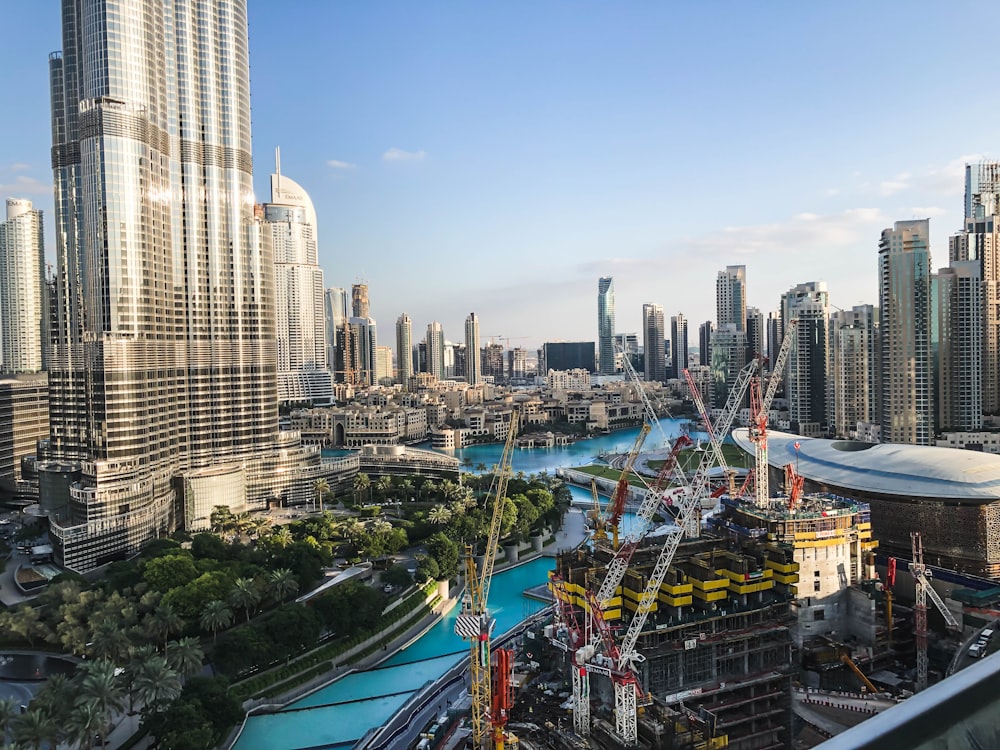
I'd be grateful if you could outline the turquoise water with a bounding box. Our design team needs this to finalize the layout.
[235,423,694,750]
[234,557,555,750]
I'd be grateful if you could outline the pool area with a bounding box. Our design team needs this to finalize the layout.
[233,556,556,750]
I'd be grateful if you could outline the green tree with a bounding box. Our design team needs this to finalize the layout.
[383,564,413,588]
[75,658,125,741]
[199,599,233,645]
[190,533,227,560]
[134,654,182,712]
[162,569,237,621]
[415,555,440,582]
[145,603,184,650]
[312,580,382,637]
[0,697,19,744]
[353,472,371,505]
[229,577,262,623]
[428,504,452,525]
[209,506,236,535]
[426,531,460,578]
[258,605,321,662]
[269,525,293,548]
[11,707,56,750]
[166,637,205,679]
[64,701,104,750]
[313,477,331,512]
[89,617,131,664]
[266,568,299,604]
[143,553,199,593]
[374,476,392,502]
[123,644,157,715]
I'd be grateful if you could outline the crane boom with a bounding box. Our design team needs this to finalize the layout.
[748,323,796,507]
[456,412,519,748]
[683,368,728,477]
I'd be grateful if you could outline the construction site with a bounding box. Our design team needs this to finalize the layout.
[446,328,971,750]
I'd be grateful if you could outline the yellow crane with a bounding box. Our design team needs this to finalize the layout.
[455,412,519,749]
[588,479,608,544]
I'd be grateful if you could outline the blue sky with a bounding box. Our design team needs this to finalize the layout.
[1,1,998,350]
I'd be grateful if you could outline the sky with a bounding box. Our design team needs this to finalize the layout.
[1,1,999,351]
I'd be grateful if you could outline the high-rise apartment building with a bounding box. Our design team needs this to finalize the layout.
[508,347,528,381]
[597,276,616,374]
[0,373,49,502]
[426,322,445,380]
[717,265,747,332]
[396,314,413,389]
[781,282,830,436]
[937,261,983,432]
[698,321,714,367]
[375,346,393,387]
[44,0,320,570]
[0,199,46,373]
[952,162,1000,415]
[482,343,505,382]
[642,303,666,382]
[878,220,934,445]
[325,287,348,377]
[670,314,688,379]
[265,160,332,405]
[465,313,481,385]
[829,305,878,439]
[348,317,377,386]
[541,342,596,374]
[766,311,783,367]
[710,325,748,409]
[746,306,765,361]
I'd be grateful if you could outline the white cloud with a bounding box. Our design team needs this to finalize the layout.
[925,153,984,196]
[9,163,30,172]
[327,159,356,170]
[382,147,426,162]
[879,172,911,196]
[906,206,947,218]
[0,174,51,197]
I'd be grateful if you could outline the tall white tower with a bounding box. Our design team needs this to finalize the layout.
[0,199,45,373]
[396,313,413,389]
[465,313,481,385]
[265,151,332,405]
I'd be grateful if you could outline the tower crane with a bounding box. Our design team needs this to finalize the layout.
[738,322,796,507]
[455,412,519,749]
[570,355,761,742]
[911,531,961,692]
[607,424,652,548]
[588,479,609,545]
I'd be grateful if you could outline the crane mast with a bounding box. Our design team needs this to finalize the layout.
[911,531,960,692]
[455,413,519,749]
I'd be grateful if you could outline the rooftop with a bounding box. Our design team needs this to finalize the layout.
[732,429,1000,503]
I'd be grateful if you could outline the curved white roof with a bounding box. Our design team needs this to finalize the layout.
[731,429,1000,503]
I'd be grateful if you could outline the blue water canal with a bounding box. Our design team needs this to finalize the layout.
[234,421,692,749]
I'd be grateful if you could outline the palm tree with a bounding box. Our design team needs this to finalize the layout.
[338,517,364,545]
[29,673,71,725]
[267,568,299,604]
[230,577,262,623]
[134,655,182,713]
[312,478,330,512]
[11,708,56,750]
[200,599,233,645]
[371,519,393,537]
[64,701,104,750]
[270,525,293,548]
[475,462,488,473]
[89,617,130,664]
[399,478,415,501]
[75,659,125,744]
[353,472,371,505]
[166,637,204,679]
[428,505,452,525]
[374,476,391,503]
[123,644,156,715]
[145,603,183,650]
[0,698,19,744]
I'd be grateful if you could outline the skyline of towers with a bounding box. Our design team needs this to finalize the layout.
[670,314,688,379]
[879,219,934,445]
[44,0,320,570]
[597,276,616,375]
[265,159,332,405]
[0,199,45,374]
[465,313,481,385]
[642,303,666,383]
[325,287,348,375]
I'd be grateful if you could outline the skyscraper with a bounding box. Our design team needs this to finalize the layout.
[937,261,983,432]
[953,162,1000,414]
[0,199,45,373]
[829,305,878,439]
[265,156,332,405]
[325,287,348,376]
[426,322,445,380]
[879,220,934,445]
[746,306,765,361]
[348,317,377,386]
[45,0,320,570]
[698,321,714,367]
[766,311,783,366]
[781,282,830,436]
[352,283,370,318]
[670,314,688,379]
[396,313,413,389]
[716,265,747,332]
[642,303,666,383]
[465,313,481,385]
[597,276,616,375]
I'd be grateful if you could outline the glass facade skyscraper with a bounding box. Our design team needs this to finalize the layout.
[465,312,481,385]
[597,276,615,375]
[642,303,666,383]
[45,0,320,571]
[396,313,413,389]
[0,199,46,374]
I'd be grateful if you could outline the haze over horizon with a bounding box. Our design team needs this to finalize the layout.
[2,1,997,350]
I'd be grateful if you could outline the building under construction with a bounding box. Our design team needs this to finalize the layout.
[547,527,800,750]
